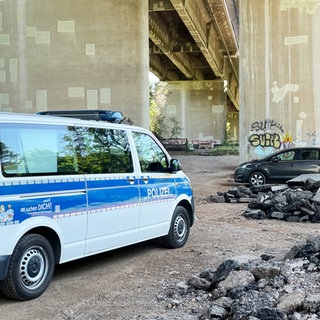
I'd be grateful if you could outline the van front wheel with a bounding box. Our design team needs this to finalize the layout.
[0,233,55,301]
[162,206,190,248]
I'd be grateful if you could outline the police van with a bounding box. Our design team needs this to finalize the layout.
[0,112,194,301]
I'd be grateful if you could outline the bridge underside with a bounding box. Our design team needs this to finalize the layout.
[149,0,239,109]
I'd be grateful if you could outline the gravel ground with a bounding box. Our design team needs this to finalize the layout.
[1,153,320,320]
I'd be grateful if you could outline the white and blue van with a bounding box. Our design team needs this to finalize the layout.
[0,112,194,301]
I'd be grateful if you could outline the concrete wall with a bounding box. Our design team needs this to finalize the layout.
[160,80,227,143]
[240,0,320,162]
[0,0,149,127]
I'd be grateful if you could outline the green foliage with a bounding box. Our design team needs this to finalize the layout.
[209,145,239,156]
[150,82,183,140]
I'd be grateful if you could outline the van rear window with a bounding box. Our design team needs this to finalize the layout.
[0,124,133,176]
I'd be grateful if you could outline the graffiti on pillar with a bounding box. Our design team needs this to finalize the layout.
[280,0,320,14]
[271,81,299,103]
[281,131,295,149]
[249,120,296,153]
[250,119,284,132]
[249,132,281,149]
[249,119,284,149]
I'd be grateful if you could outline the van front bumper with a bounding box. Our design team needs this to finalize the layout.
[0,255,10,280]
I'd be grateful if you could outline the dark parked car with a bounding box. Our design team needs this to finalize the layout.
[234,147,320,186]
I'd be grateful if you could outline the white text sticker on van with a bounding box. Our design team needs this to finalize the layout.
[20,198,53,215]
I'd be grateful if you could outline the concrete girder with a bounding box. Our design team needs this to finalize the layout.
[150,0,239,108]
[149,50,188,81]
[149,0,175,12]
[207,0,239,85]
[224,56,239,110]
[169,0,225,77]
[207,0,239,54]
[168,0,239,108]
[149,12,195,79]
[149,38,201,54]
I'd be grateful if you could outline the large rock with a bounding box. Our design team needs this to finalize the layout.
[165,236,320,320]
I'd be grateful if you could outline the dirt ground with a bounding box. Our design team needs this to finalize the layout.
[2,153,320,320]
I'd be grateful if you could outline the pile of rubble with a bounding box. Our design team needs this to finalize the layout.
[209,174,320,223]
[162,236,320,319]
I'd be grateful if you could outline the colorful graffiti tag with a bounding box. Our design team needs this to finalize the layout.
[249,132,281,148]
[282,132,295,149]
[249,119,294,150]
[249,119,284,149]
[250,119,284,133]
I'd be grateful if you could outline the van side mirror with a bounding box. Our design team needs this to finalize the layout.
[168,159,182,173]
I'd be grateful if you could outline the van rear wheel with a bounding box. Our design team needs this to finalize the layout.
[0,233,55,301]
[162,206,190,248]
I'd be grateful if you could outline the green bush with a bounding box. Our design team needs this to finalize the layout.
[209,145,239,156]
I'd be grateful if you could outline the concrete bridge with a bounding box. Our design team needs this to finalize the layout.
[1,1,320,161]
[149,0,239,110]
[148,0,240,150]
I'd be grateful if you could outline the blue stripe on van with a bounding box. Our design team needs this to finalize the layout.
[0,175,188,226]
[87,177,140,211]
[0,194,87,226]
[0,178,86,196]
[0,177,86,225]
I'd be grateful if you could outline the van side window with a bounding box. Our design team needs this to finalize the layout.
[0,124,68,176]
[0,124,133,176]
[73,127,133,174]
[132,132,168,172]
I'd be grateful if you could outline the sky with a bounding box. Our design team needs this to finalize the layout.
[149,72,159,84]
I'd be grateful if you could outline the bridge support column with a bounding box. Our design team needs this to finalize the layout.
[159,81,228,146]
[0,0,149,127]
[240,0,320,162]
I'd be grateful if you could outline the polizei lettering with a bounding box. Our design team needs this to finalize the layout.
[147,187,170,198]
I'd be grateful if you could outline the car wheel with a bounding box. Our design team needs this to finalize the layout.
[161,206,190,249]
[0,233,55,301]
[249,171,266,187]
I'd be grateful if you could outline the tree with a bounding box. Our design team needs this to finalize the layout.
[149,82,182,140]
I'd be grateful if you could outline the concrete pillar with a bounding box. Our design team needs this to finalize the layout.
[160,80,227,144]
[240,0,320,162]
[0,0,149,127]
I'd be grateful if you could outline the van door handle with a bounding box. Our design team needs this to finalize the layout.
[142,177,149,184]
[127,177,136,185]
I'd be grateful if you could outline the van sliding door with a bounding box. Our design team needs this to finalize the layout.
[82,127,140,254]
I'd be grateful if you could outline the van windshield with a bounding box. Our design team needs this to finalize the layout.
[0,124,133,176]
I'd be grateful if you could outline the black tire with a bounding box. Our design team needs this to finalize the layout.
[162,206,190,248]
[249,171,266,187]
[0,233,55,301]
